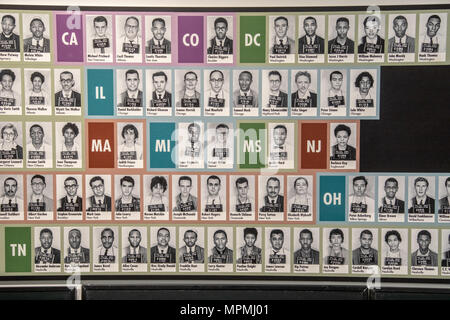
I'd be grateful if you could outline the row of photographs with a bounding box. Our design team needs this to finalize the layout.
[0,12,447,64]
[0,121,359,170]
[16,225,450,276]
[0,173,449,223]
[0,67,380,118]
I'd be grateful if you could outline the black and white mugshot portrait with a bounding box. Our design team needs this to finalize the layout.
[438,176,450,216]
[378,176,405,221]
[351,228,378,272]
[175,70,201,117]
[322,228,349,273]
[145,16,171,63]
[25,122,52,169]
[357,14,385,63]
[143,175,169,220]
[22,14,51,62]
[261,70,288,117]
[441,230,450,271]
[208,227,233,271]
[258,176,285,221]
[411,229,438,275]
[93,227,118,270]
[172,175,198,220]
[298,15,325,63]
[0,13,20,61]
[116,69,144,116]
[419,13,447,59]
[290,70,318,116]
[287,176,313,221]
[268,15,295,63]
[236,227,262,266]
[348,175,375,222]
[86,15,113,63]
[0,175,24,219]
[115,15,142,63]
[55,122,82,169]
[201,175,227,221]
[179,227,205,271]
[207,16,233,63]
[207,122,233,169]
[320,69,347,117]
[27,174,53,220]
[178,122,204,169]
[232,69,259,117]
[34,227,61,271]
[0,122,23,167]
[53,69,82,115]
[350,69,377,117]
[381,229,408,275]
[329,123,357,170]
[114,175,141,219]
[0,68,22,114]
[265,228,291,273]
[204,69,230,117]
[328,15,355,62]
[229,175,255,221]
[85,175,112,219]
[56,175,83,217]
[387,14,416,62]
[408,176,436,221]
[150,226,176,268]
[146,69,172,116]
[63,227,90,272]
[268,122,294,169]
[117,122,143,168]
[24,69,51,115]
[122,227,148,271]
[293,228,320,270]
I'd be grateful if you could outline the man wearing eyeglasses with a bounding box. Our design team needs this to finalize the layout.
[146,17,171,54]
[28,174,53,212]
[207,17,233,55]
[54,71,81,107]
[206,70,227,110]
[120,16,141,54]
[87,176,111,212]
[176,71,200,109]
[265,70,288,108]
[57,176,82,212]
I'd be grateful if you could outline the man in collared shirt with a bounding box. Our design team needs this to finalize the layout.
[118,69,143,108]
[294,229,319,265]
[115,176,140,212]
[327,71,345,107]
[173,176,197,212]
[179,229,204,263]
[58,176,82,212]
[0,177,23,212]
[411,230,438,266]
[271,16,295,54]
[28,174,53,212]
[232,177,254,213]
[298,16,325,54]
[266,71,288,108]
[90,16,112,55]
[120,16,141,54]
[291,71,317,108]
[23,17,50,53]
[150,227,176,263]
[176,71,200,109]
[358,15,385,54]
[237,227,261,264]
[409,177,435,213]
[123,229,147,263]
[26,124,51,163]
[54,71,82,107]
[439,177,450,214]
[270,125,290,161]
[349,176,374,214]
[352,229,378,265]
[260,177,284,212]
[233,71,258,109]
[146,18,171,54]
[209,229,233,263]
[35,228,60,264]
[87,176,111,212]
[379,178,405,213]
[0,15,20,52]
[328,17,355,54]
[204,175,223,213]
[388,15,415,53]
[210,124,230,161]
[421,15,442,53]
[64,228,90,264]
[151,71,171,108]
[206,70,227,110]
[184,122,202,159]
[207,17,233,54]
[0,69,21,106]
[96,228,117,264]
[268,229,289,264]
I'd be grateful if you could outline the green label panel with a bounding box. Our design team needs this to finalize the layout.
[239,122,266,169]
[239,16,266,63]
[5,227,31,272]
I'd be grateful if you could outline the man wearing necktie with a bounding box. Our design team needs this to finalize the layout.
[146,17,171,54]
[204,175,223,213]
[298,16,325,54]
[97,228,117,264]
[64,228,90,264]
[28,174,53,212]
[121,16,141,54]
[268,229,289,265]
[260,177,284,212]
[23,17,50,53]
[409,177,435,213]
[151,71,172,109]
[358,15,385,54]
[58,176,82,212]
[388,15,415,53]
[379,177,405,213]
[150,227,176,263]
[421,14,441,53]
[209,229,233,264]
[54,71,82,107]
[35,228,61,264]
[123,229,147,263]
[207,17,233,55]
[179,229,204,264]
[233,71,258,110]
[0,176,23,212]
[206,70,228,111]
[87,176,112,212]
[118,69,143,108]
[271,16,295,54]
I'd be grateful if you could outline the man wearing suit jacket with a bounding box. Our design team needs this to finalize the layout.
[0,15,20,52]
[87,176,112,212]
[379,178,405,213]
[150,227,176,263]
[408,177,435,214]
[266,70,288,108]
[146,17,171,54]
[260,177,284,212]
[123,229,147,263]
[118,69,143,108]
[411,230,438,267]
[328,17,355,54]
[207,17,233,55]
[64,228,90,264]
[270,16,295,54]
[23,17,50,53]
[291,71,317,108]
[151,71,171,108]
[179,229,205,263]
[233,71,258,109]
[439,177,450,214]
[298,16,325,54]
[35,228,60,264]
[54,71,82,107]
[58,176,82,212]
[28,174,53,212]
[388,15,415,53]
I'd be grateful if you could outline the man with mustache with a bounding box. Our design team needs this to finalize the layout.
[24,17,50,53]
[0,176,23,212]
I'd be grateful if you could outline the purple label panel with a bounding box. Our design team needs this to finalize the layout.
[178,16,204,63]
[56,14,84,62]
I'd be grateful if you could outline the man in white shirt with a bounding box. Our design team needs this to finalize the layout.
[123,229,147,263]
[409,177,435,213]
[58,176,82,212]
[120,16,141,54]
[233,71,258,109]
[292,71,317,108]
[96,228,117,264]
[23,18,50,53]
[349,176,374,214]
[177,71,200,108]
[204,175,223,213]
[271,16,295,54]
[267,229,289,264]
[379,177,405,213]
[388,15,415,53]
[421,14,442,53]
[64,228,90,264]
[150,227,176,263]
[270,124,291,161]
[35,228,60,264]
[146,17,171,54]
[0,176,23,212]
[327,71,345,107]
[26,124,51,163]
[54,71,81,107]
[206,70,228,110]
[179,229,204,263]
[118,69,143,108]
[90,16,112,55]
[231,177,254,213]
[28,174,53,212]
[209,123,231,162]
[298,16,325,54]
